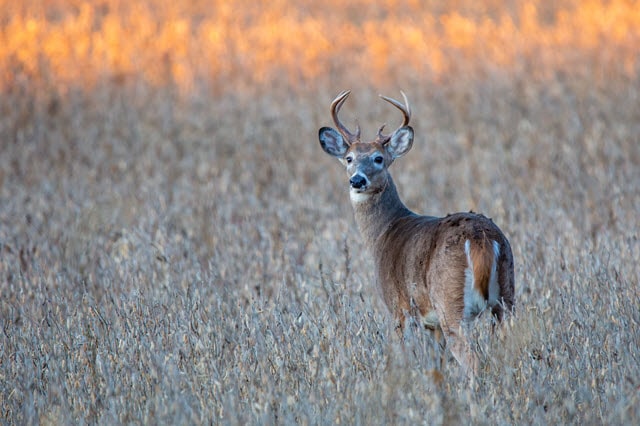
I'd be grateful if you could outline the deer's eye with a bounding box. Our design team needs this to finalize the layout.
[374,156,384,164]
[345,156,353,164]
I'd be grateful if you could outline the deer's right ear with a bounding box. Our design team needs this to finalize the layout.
[319,127,349,157]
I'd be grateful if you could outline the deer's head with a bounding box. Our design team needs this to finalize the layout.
[319,91,413,201]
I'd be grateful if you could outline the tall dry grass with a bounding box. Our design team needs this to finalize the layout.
[1,0,639,424]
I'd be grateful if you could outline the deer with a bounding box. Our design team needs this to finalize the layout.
[318,90,515,375]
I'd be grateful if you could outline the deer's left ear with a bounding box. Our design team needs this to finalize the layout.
[386,126,414,159]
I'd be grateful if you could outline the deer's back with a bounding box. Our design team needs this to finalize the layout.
[373,211,514,323]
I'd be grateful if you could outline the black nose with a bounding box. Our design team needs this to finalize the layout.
[350,175,367,189]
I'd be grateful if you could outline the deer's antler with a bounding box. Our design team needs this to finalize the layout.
[376,91,411,144]
[331,90,361,144]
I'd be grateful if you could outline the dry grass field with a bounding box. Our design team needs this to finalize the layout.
[1,1,639,424]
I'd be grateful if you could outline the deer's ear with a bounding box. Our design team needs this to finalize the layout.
[386,126,413,159]
[319,127,349,157]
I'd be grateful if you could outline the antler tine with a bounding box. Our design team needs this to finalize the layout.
[376,123,388,140]
[330,90,361,143]
[380,91,411,126]
[377,91,411,143]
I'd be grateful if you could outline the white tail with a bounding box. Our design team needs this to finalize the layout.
[318,90,515,375]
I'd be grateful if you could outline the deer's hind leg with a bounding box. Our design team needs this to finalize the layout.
[443,327,478,377]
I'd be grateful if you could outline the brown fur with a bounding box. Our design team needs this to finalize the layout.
[319,91,515,375]
[357,182,515,375]
[471,236,492,298]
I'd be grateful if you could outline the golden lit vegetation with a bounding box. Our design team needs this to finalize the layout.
[1,0,639,93]
[1,0,639,424]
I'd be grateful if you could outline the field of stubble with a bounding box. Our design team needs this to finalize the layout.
[2,75,638,424]
[1,2,640,424]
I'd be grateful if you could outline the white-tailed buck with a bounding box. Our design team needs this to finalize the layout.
[318,90,515,374]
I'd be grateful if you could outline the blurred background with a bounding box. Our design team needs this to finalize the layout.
[2,0,638,96]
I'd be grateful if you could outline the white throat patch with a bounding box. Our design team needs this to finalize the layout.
[350,190,371,203]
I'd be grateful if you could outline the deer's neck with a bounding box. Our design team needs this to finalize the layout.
[351,174,413,246]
